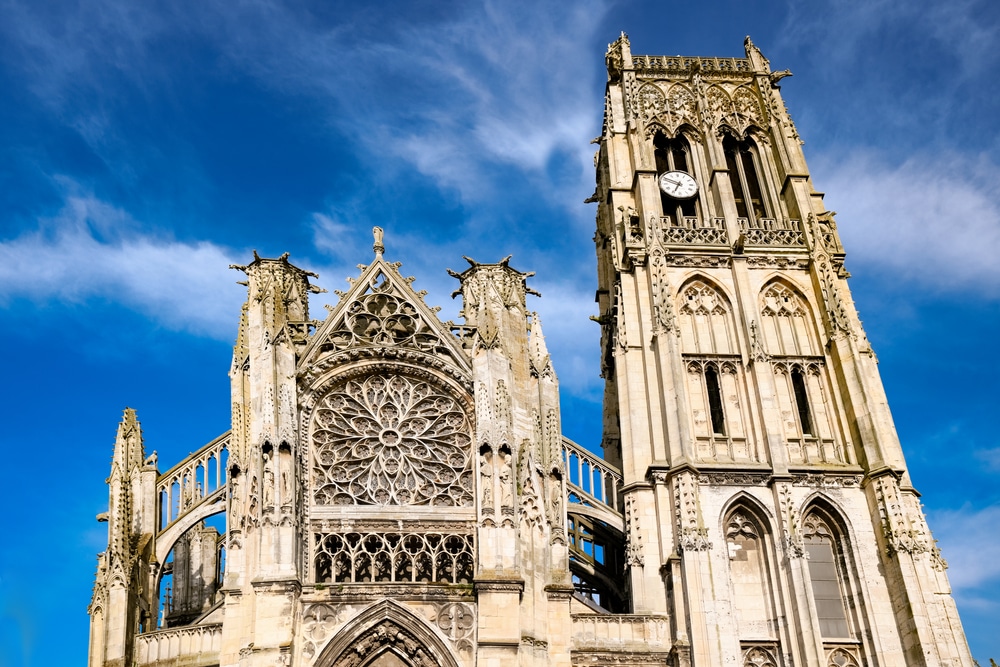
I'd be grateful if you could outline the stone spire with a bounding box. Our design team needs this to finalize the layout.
[90,408,158,667]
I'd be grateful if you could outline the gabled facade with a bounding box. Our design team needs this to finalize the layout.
[88,36,973,667]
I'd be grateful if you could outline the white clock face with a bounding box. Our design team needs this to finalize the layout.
[658,170,698,199]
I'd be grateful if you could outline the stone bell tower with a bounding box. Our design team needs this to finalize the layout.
[591,34,974,667]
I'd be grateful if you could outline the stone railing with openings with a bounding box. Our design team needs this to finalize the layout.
[563,437,622,518]
[157,433,229,531]
[571,614,671,650]
[135,623,221,667]
[739,218,805,247]
[661,216,728,246]
[313,531,474,585]
[632,54,752,76]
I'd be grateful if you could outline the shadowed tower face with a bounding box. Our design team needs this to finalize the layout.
[87,36,973,667]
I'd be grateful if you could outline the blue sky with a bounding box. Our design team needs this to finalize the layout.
[0,0,997,664]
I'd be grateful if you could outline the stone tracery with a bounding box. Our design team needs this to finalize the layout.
[312,373,473,507]
[325,272,443,352]
[313,531,474,585]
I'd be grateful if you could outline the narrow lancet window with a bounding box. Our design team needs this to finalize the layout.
[804,514,851,638]
[791,367,813,436]
[724,136,768,223]
[706,365,726,436]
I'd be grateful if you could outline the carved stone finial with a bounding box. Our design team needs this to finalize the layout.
[373,226,385,257]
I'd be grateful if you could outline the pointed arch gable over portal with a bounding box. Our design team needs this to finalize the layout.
[315,599,461,667]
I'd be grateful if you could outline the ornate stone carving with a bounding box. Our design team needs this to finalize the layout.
[624,495,645,567]
[331,619,437,667]
[480,446,495,520]
[679,281,728,318]
[495,380,511,444]
[733,86,763,126]
[605,32,628,84]
[745,255,809,270]
[519,448,545,533]
[662,216,728,245]
[323,272,445,352]
[301,603,342,660]
[313,531,474,585]
[664,255,732,268]
[649,247,677,336]
[873,475,929,556]
[826,646,861,667]
[790,473,862,489]
[262,451,275,509]
[245,473,260,531]
[547,471,565,541]
[667,84,697,126]
[613,281,627,350]
[499,448,514,524]
[229,472,244,527]
[706,85,734,127]
[727,513,758,541]
[432,602,475,653]
[674,471,711,551]
[697,471,768,487]
[312,373,473,507]
[749,321,769,364]
[776,483,804,559]
[810,222,854,340]
[739,217,804,247]
[636,83,665,125]
[743,646,778,667]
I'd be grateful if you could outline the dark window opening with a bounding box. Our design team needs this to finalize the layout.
[706,365,726,436]
[791,367,813,435]
[724,136,768,223]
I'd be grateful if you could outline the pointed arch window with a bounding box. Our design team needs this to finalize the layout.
[678,280,737,355]
[724,136,769,224]
[655,133,699,226]
[803,512,851,638]
[759,282,817,356]
[726,509,775,637]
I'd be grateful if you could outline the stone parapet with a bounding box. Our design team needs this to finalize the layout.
[134,624,222,667]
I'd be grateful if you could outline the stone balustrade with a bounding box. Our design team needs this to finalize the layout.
[571,613,671,651]
[134,623,222,667]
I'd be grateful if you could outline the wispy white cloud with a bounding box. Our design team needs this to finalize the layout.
[3,0,608,218]
[929,504,1000,600]
[813,151,1000,294]
[0,188,244,338]
[778,0,1000,79]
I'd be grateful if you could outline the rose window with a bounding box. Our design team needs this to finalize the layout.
[312,373,473,506]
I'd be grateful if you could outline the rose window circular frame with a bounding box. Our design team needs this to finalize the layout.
[312,372,473,506]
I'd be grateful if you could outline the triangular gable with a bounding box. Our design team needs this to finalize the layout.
[298,255,472,375]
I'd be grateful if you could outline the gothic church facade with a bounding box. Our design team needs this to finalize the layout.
[88,36,974,667]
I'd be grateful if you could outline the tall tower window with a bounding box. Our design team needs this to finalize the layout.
[803,513,852,638]
[654,133,698,226]
[724,136,768,223]
[791,367,813,436]
[726,508,779,644]
[706,365,726,436]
